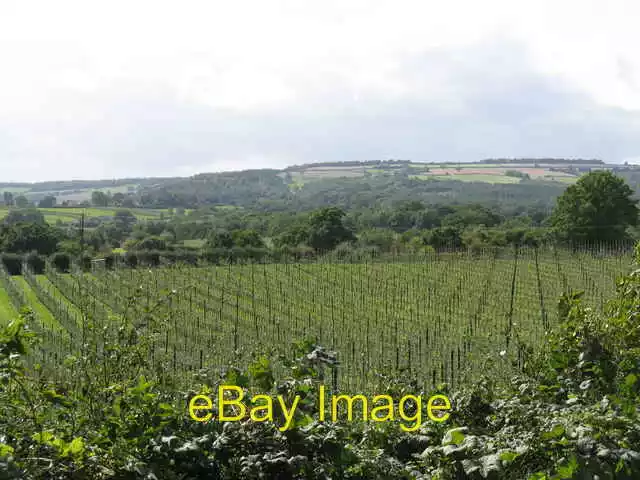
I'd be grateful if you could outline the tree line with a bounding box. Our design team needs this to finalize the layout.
[0,171,637,261]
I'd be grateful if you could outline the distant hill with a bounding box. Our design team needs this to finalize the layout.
[0,159,638,213]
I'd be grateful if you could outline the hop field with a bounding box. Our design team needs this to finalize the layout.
[0,247,632,392]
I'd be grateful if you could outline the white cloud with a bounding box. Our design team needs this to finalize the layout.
[0,0,639,181]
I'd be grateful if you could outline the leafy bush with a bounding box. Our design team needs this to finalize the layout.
[176,251,198,266]
[77,253,92,272]
[137,250,160,267]
[160,251,177,265]
[124,252,138,268]
[24,252,45,274]
[50,252,72,273]
[0,253,22,275]
[104,253,117,270]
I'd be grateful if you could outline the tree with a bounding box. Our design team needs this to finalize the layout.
[111,193,125,206]
[121,197,136,208]
[133,236,167,251]
[357,228,396,251]
[3,192,13,206]
[3,208,46,226]
[274,224,309,248]
[14,195,29,208]
[205,229,234,249]
[38,195,57,208]
[0,222,61,255]
[425,226,462,249]
[91,191,110,207]
[113,210,137,230]
[307,207,355,252]
[231,229,265,248]
[550,171,638,244]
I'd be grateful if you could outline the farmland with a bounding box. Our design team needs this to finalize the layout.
[287,161,584,186]
[0,206,172,224]
[0,247,632,392]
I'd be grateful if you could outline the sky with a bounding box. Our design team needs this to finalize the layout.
[1,0,640,182]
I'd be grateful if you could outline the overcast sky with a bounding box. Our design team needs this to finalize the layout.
[1,0,640,182]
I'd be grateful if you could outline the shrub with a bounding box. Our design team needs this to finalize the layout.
[78,253,92,272]
[160,251,177,265]
[202,248,227,265]
[50,252,72,273]
[124,252,138,268]
[25,252,45,274]
[331,242,355,261]
[229,246,246,264]
[104,254,116,270]
[176,251,198,266]
[1,253,22,275]
[139,250,160,267]
[244,247,269,263]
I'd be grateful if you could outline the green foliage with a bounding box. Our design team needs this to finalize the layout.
[551,171,639,244]
[131,235,168,251]
[0,253,22,275]
[307,207,356,252]
[232,229,265,248]
[205,229,234,249]
[14,195,29,208]
[37,195,57,208]
[50,252,71,273]
[2,208,46,226]
[91,190,110,207]
[24,252,45,274]
[0,221,61,255]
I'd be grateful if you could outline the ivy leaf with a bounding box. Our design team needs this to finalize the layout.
[0,443,14,458]
[528,473,548,480]
[500,450,520,464]
[442,427,466,446]
[541,424,565,440]
[624,373,637,389]
[62,437,85,458]
[555,455,579,479]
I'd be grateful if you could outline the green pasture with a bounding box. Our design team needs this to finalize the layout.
[0,206,170,224]
[410,174,521,184]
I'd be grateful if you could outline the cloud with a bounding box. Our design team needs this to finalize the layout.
[0,1,639,181]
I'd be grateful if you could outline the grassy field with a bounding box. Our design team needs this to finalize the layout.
[289,162,582,185]
[0,247,632,391]
[11,277,65,333]
[1,183,141,203]
[183,239,206,248]
[0,286,18,325]
[280,160,593,187]
[411,174,522,184]
[542,175,577,184]
[0,187,31,194]
[0,206,170,224]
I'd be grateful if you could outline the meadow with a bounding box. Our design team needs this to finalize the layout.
[0,246,632,393]
[0,206,171,224]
